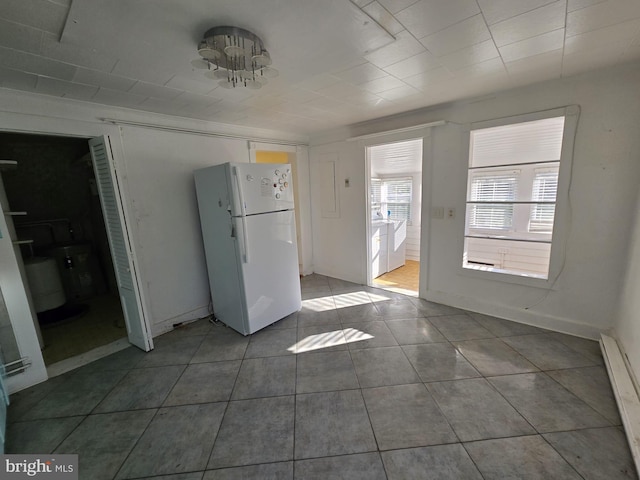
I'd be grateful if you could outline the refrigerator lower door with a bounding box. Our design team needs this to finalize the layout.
[235,210,301,334]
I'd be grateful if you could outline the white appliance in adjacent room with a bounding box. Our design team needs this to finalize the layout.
[194,162,301,335]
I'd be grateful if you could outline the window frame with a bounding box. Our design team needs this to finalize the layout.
[459,106,580,288]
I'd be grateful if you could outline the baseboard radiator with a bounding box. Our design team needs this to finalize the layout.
[600,334,640,475]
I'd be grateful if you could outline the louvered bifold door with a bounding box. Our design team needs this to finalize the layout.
[88,136,152,351]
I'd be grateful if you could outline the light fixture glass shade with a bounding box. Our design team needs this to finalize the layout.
[198,46,221,60]
[252,52,272,67]
[260,66,279,78]
[194,26,274,89]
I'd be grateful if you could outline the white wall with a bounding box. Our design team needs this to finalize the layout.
[117,126,251,334]
[0,89,309,384]
[310,141,367,283]
[309,63,640,339]
[613,189,640,382]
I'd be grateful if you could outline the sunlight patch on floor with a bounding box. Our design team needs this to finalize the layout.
[288,328,374,353]
[302,290,393,312]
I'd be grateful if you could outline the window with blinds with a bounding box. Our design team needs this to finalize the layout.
[468,174,517,230]
[370,177,412,222]
[529,169,559,233]
[463,116,566,279]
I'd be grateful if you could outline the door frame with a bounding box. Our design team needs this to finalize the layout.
[361,130,431,293]
[0,118,151,392]
[248,142,313,276]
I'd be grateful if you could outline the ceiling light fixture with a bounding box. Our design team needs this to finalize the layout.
[191,26,278,89]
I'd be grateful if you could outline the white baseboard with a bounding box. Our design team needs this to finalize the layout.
[600,334,640,476]
[150,306,210,338]
[425,289,602,340]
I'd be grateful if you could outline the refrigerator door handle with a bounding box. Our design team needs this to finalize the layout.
[233,167,250,263]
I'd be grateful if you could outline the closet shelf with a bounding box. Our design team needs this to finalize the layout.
[12,240,34,245]
[4,211,27,216]
[0,160,17,170]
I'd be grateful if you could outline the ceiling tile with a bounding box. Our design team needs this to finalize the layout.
[242,95,286,109]
[364,30,426,68]
[567,0,640,36]
[304,95,356,114]
[499,29,565,63]
[334,62,388,84]
[567,0,607,13]
[172,92,221,108]
[395,0,480,38]
[561,41,626,76]
[490,1,567,47]
[359,75,407,93]
[375,83,422,101]
[91,87,148,108]
[0,65,38,90]
[73,68,136,91]
[173,91,222,108]
[209,85,255,102]
[0,19,43,54]
[35,76,98,100]
[478,0,557,25]
[276,88,322,104]
[452,56,507,78]
[404,66,455,90]
[348,91,390,107]
[48,0,72,7]
[362,1,405,35]
[0,0,69,35]
[138,97,186,116]
[377,0,421,14]
[128,81,183,100]
[439,39,499,70]
[565,18,640,55]
[164,75,217,96]
[505,48,563,76]
[351,0,376,7]
[382,51,442,78]
[111,59,174,86]
[316,81,367,99]
[41,32,118,72]
[294,73,342,92]
[420,15,491,57]
[0,46,76,80]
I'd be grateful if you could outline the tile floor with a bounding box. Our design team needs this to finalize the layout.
[5,274,638,479]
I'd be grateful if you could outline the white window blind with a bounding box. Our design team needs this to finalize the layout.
[469,174,517,230]
[529,170,558,233]
[370,177,412,222]
[385,178,411,221]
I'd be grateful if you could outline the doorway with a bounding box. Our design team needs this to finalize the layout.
[0,133,126,366]
[367,138,423,296]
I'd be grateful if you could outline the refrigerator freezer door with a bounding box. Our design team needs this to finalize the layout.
[230,162,295,216]
[235,210,301,333]
[194,164,248,334]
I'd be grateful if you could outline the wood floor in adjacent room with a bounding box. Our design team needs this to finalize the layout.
[373,260,419,295]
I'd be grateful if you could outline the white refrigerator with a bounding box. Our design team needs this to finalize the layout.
[194,162,302,335]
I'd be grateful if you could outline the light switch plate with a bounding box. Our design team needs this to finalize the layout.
[432,207,444,219]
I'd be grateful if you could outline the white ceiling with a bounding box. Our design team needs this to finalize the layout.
[0,0,639,136]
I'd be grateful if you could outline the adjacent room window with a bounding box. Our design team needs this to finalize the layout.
[371,177,412,222]
[463,115,566,279]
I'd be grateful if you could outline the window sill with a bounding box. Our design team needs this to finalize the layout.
[460,263,553,289]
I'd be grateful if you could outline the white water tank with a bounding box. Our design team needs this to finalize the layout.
[24,257,65,313]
